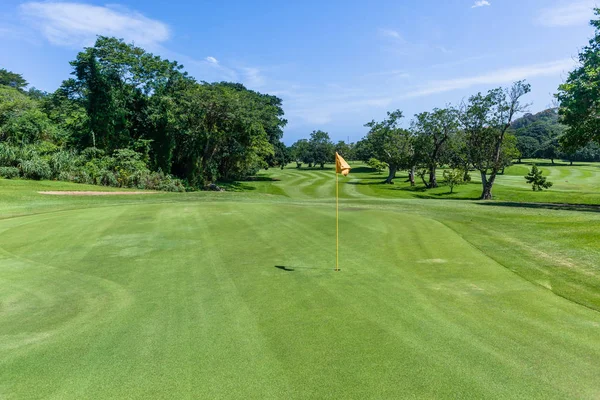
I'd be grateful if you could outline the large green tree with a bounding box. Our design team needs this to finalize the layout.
[459,81,530,199]
[557,8,600,149]
[0,68,28,91]
[309,130,334,169]
[364,110,414,184]
[411,107,459,188]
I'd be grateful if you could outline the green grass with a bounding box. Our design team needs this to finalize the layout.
[1,161,599,399]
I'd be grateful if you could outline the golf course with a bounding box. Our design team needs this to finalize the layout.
[1,161,599,399]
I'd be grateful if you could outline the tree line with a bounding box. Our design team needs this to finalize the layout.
[0,37,287,190]
[290,81,529,200]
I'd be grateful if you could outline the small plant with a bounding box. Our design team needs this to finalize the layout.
[0,166,20,179]
[525,164,553,191]
[443,169,466,194]
[367,158,387,174]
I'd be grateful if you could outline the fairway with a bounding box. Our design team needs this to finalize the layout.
[1,165,600,399]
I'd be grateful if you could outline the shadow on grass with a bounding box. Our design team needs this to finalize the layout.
[274,265,325,271]
[414,193,480,200]
[217,181,257,192]
[478,201,600,213]
[245,176,281,182]
[349,166,377,173]
[275,265,295,272]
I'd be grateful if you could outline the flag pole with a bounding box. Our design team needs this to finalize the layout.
[336,170,339,272]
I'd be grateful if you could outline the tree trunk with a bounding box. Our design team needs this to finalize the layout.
[409,166,415,186]
[481,170,498,200]
[296,162,302,168]
[480,171,489,199]
[570,160,573,166]
[320,162,325,169]
[420,173,429,187]
[384,164,397,184]
[428,166,438,188]
[551,158,554,165]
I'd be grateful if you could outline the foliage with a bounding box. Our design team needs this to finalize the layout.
[411,107,459,188]
[364,110,414,184]
[442,169,466,193]
[524,164,553,191]
[0,166,19,179]
[367,158,386,174]
[0,37,286,190]
[557,8,600,149]
[289,132,334,168]
[308,130,334,168]
[459,81,531,199]
[0,68,28,90]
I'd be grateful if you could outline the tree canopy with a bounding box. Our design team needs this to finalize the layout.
[0,37,287,189]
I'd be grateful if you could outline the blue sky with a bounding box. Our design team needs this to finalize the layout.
[0,0,597,144]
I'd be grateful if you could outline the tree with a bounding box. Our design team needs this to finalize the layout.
[411,107,459,188]
[0,68,28,90]
[525,165,553,191]
[537,137,560,164]
[557,8,600,149]
[443,169,465,193]
[353,138,374,162]
[364,110,414,184]
[170,82,277,186]
[516,136,539,162]
[0,86,60,145]
[459,81,531,200]
[290,139,311,167]
[309,130,334,168]
[334,140,353,160]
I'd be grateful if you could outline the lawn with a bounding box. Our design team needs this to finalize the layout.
[1,161,599,399]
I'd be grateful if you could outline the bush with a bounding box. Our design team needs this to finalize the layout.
[49,150,81,177]
[20,157,52,180]
[525,165,553,191]
[0,166,20,179]
[443,169,466,194]
[367,158,387,174]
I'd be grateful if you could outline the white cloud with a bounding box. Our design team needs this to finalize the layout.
[379,28,402,40]
[19,2,170,48]
[472,1,491,8]
[537,0,596,27]
[403,59,575,98]
[205,56,219,64]
[242,67,265,88]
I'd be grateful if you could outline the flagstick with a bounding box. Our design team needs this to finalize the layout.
[336,171,339,272]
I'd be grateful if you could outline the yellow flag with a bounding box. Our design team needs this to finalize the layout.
[335,152,351,176]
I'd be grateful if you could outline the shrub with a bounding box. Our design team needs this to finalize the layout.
[49,150,81,177]
[0,143,18,166]
[443,169,466,194]
[525,165,553,191]
[0,166,20,179]
[20,157,52,180]
[367,158,387,174]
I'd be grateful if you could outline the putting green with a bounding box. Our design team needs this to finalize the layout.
[1,195,599,399]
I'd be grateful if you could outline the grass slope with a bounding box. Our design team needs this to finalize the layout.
[1,162,599,399]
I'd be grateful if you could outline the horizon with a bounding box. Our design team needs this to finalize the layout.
[0,0,596,144]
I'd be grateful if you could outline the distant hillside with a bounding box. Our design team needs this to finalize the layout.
[511,108,600,162]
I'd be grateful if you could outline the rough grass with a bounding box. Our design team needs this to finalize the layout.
[0,161,599,399]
